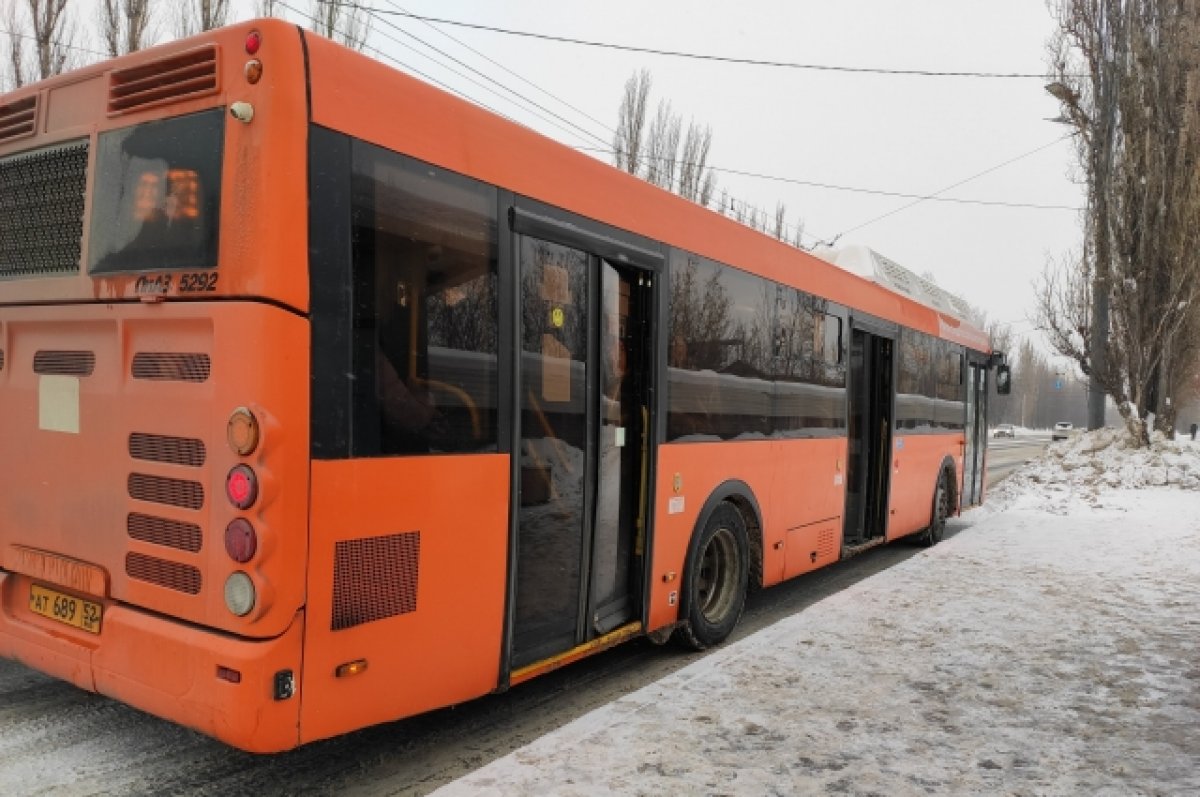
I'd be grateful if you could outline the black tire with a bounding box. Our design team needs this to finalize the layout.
[918,472,951,547]
[673,502,750,650]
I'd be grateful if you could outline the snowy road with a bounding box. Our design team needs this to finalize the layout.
[1,430,1196,795]
[0,518,934,795]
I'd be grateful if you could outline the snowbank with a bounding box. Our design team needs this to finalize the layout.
[436,430,1200,795]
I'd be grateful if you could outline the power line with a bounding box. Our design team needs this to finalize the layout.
[364,4,822,244]
[349,5,1056,79]
[0,28,108,59]
[360,3,613,150]
[277,1,523,128]
[574,146,1082,211]
[379,0,614,136]
[835,135,1077,239]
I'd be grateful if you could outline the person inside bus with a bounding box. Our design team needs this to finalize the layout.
[375,277,440,453]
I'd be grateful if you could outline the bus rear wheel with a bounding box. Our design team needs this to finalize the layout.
[918,473,950,547]
[673,503,749,650]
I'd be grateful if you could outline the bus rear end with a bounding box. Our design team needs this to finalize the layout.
[0,20,312,752]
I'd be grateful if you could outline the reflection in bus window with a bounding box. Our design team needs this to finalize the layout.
[349,142,499,456]
[667,250,847,442]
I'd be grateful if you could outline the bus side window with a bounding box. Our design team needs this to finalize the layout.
[349,141,499,456]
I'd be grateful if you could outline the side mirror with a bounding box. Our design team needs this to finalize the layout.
[996,364,1012,395]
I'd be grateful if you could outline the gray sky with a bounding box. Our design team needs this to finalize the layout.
[254,2,1085,349]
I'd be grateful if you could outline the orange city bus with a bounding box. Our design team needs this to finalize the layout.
[0,20,1010,752]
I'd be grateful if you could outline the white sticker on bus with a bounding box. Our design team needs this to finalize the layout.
[39,375,80,434]
[668,496,685,515]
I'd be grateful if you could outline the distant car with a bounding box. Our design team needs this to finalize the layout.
[1052,421,1074,441]
[994,424,1015,438]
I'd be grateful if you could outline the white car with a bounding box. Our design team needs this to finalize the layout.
[1052,421,1074,441]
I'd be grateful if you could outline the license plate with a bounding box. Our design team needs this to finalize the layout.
[29,584,102,634]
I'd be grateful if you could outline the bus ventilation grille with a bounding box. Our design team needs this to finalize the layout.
[131,352,211,382]
[819,527,835,560]
[129,433,206,467]
[0,142,88,279]
[128,473,205,510]
[128,512,202,553]
[126,552,201,594]
[331,531,420,631]
[0,350,5,371]
[108,45,220,116]
[33,350,95,376]
[0,95,36,143]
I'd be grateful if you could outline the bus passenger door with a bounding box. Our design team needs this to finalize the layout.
[962,361,988,507]
[844,327,895,548]
[510,235,654,670]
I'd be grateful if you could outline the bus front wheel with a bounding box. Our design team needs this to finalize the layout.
[673,502,749,650]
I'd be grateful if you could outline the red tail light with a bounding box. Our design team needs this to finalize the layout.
[225,465,258,509]
[245,30,262,55]
[224,518,258,562]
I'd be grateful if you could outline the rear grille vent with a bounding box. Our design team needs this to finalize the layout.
[131,352,211,382]
[129,433,206,467]
[126,552,201,594]
[0,141,88,279]
[0,95,36,143]
[128,473,204,510]
[33,350,95,376]
[108,46,219,115]
[0,350,5,371]
[128,513,202,553]
[332,531,421,631]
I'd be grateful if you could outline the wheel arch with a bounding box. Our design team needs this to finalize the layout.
[938,455,959,516]
[684,480,764,610]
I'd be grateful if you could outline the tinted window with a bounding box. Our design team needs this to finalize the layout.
[934,341,966,429]
[896,331,964,432]
[667,252,773,440]
[349,141,499,455]
[89,110,223,274]
[773,289,846,436]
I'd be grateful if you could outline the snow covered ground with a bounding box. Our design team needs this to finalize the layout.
[437,430,1200,796]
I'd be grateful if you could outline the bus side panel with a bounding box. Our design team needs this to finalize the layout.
[770,438,848,582]
[649,439,842,631]
[301,455,509,744]
[887,433,963,540]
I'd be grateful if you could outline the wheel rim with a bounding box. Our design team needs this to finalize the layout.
[697,526,741,624]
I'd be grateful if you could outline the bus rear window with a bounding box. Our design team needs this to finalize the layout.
[88,109,223,274]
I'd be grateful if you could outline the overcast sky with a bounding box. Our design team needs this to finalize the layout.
[246,2,1084,352]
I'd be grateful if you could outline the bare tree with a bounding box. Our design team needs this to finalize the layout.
[3,0,26,88]
[100,0,156,57]
[644,99,681,190]
[677,120,716,206]
[176,0,229,37]
[1042,0,1200,444]
[5,0,77,83]
[613,69,651,176]
[792,215,806,248]
[309,0,371,51]
[772,202,787,240]
[255,0,279,15]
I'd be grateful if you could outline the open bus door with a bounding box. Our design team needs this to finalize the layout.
[844,321,896,550]
[507,207,660,671]
[962,357,990,507]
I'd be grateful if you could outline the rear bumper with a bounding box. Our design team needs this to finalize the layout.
[0,570,304,752]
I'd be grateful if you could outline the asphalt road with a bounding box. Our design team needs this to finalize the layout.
[0,440,1046,796]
